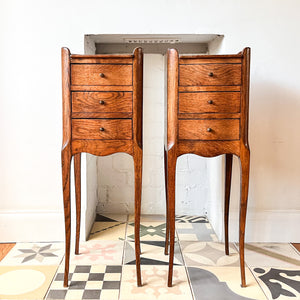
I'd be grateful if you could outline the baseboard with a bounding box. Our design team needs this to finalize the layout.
[211,209,300,243]
[0,210,65,242]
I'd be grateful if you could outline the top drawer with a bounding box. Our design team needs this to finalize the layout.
[179,64,241,86]
[71,64,132,86]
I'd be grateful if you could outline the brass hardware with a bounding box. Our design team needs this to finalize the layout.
[99,127,105,131]
[207,128,212,132]
[99,100,105,104]
[208,72,214,77]
[99,73,105,78]
[208,100,213,104]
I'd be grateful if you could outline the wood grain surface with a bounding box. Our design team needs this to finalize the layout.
[178,119,240,140]
[179,64,241,86]
[72,119,132,140]
[179,91,240,114]
[72,91,132,113]
[71,64,132,86]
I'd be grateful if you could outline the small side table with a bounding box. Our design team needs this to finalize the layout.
[61,47,143,287]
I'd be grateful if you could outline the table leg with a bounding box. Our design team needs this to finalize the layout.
[74,153,81,255]
[164,149,169,255]
[167,151,176,287]
[239,147,250,287]
[224,153,233,255]
[61,148,72,287]
[134,147,142,286]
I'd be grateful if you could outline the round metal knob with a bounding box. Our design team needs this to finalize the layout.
[99,127,105,131]
[207,100,213,104]
[208,72,214,77]
[207,128,212,132]
[99,100,105,105]
[99,73,105,78]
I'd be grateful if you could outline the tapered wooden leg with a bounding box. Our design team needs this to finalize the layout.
[224,154,233,255]
[61,147,72,287]
[134,147,142,286]
[74,153,81,255]
[164,148,169,255]
[167,150,176,287]
[239,147,250,287]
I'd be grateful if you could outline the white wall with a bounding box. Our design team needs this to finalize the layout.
[1,0,300,242]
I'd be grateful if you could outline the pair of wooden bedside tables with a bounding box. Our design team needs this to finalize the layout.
[61,47,250,288]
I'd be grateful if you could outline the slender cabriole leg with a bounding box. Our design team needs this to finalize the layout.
[224,153,233,255]
[134,147,143,286]
[239,146,250,287]
[164,148,169,255]
[167,150,177,287]
[74,153,81,255]
[61,148,72,287]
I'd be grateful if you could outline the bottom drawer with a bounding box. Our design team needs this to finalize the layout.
[178,119,240,141]
[72,119,132,140]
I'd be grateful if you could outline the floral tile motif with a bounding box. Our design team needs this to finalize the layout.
[187,266,266,300]
[88,222,127,241]
[95,214,128,222]
[176,222,218,242]
[181,242,239,267]
[0,243,64,266]
[236,243,300,268]
[0,265,58,299]
[251,267,300,300]
[126,222,169,241]
[69,241,124,265]
[124,240,183,266]
[46,264,122,300]
[120,265,193,300]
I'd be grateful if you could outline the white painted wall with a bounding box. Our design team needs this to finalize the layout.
[1,0,300,242]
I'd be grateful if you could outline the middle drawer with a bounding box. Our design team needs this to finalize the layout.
[72,92,132,113]
[179,92,240,114]
[72,119,132,140]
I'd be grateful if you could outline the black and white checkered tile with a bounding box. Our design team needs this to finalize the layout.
[46,265,122,300]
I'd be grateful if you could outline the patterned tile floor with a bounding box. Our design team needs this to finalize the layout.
[0,214,299,299]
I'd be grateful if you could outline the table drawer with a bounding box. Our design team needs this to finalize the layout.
[72,119,132,140]
[71,64,132,86]
[179,92,240,114]
[179,64,241,86]
[178,119,240,140]
[72,92,132,113]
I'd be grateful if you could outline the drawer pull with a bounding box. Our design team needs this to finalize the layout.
[207,100,213,104]
[208,72,214,77]
[206,127,212,132]
[99,127,105,131]
[99,73,105,78]
[99,100,105,105]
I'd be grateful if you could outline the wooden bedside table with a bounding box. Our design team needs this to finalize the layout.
[61,47,143,287]
[164,48,250,287]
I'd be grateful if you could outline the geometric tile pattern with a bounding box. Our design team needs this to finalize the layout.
[46,265,122,300]
[176,222,218,242]
[0,243,64,266]
[252,267,300,300]
[181,242,239,267]
[2,215,299,300]
[124,240,183,266]
[0,265,58,299]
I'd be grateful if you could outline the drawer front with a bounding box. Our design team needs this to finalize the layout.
[72,119,132,140]
[179,64,241,86]
[71,64,132,86]
[179,92,240,114]
[72,92,132,113]
[178,119,240,140]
